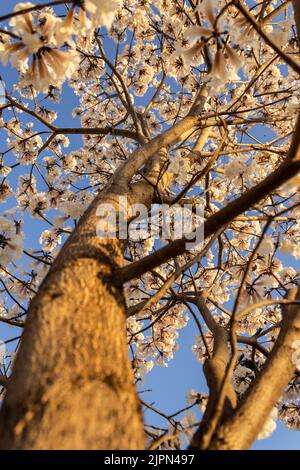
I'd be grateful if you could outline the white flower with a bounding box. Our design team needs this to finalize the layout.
[133,357,153,379]
[225,45,243,73]
[0,165,11,177]
[39,229,62,252]
[58,191,93,219]
[85,0,121,29]
[269,19,291,48]
[192,331,214,362]
[195,0,218,25]
[52,8,76,48]
[0,5,79,92]
[0,217,24,265]
[257,408,278,440]
[28,193,49,217]
[142,237,155,255]
[258,236,275,256]
[187,390,208,412]
[224,159,246,179]
[232,364,255,394]
[9,2,36,34]
[0,181,13,202]
[182,2,243,81]
[184,25,212,45]
[281,239,300,260]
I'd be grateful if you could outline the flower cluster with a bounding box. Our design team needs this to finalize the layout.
[0,1,121,91]
[182,0,243,90]
[0,215,23,265]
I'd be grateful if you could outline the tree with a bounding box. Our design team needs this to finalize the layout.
[0,0,299,450]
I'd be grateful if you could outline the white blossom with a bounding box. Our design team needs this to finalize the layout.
[257,408,278,440]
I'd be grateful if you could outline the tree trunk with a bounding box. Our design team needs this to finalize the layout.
[0,91,205,448]
[0,192,144,450]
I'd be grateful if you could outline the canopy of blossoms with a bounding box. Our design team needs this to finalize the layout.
[0,0,299,448]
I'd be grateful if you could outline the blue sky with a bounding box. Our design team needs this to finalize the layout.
[0,0,299,450]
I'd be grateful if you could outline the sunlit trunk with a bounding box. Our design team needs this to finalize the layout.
[0,195,144,450]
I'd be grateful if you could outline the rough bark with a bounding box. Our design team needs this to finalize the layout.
[208,287,300,449]
[0,155,168,449]
[189,325,237,450]
[0,192,144,450]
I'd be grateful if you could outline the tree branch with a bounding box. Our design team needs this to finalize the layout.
[209,286,300,449]
[233,0,300,75]
[0,1,73,23]
[0,374,8,389]
[116,113,300,283]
